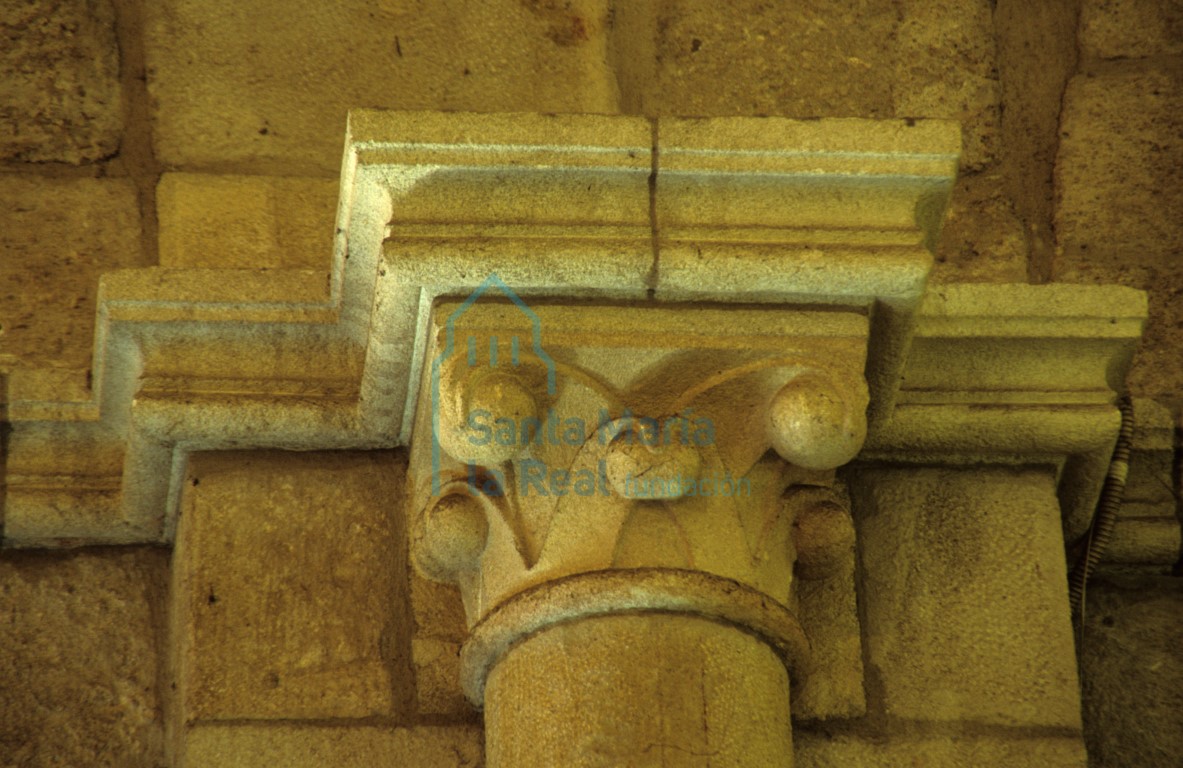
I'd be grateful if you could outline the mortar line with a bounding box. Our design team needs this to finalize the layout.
[646,116,659,299]
[112,0,163,269]
[1037,0,1085,284]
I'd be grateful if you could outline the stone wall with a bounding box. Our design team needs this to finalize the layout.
[0,547,167,766]
[1054,0,1183,403]
[1,1,1180,766]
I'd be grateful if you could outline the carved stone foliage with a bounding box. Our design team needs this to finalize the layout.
[407,294,868,711]
[411,300,862,597]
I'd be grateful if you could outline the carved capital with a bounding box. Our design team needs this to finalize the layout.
[408,296,867,699]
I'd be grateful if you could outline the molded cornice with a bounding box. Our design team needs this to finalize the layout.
[0,111,1145,547]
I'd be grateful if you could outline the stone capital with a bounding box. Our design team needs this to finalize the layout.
[408,299,868,697]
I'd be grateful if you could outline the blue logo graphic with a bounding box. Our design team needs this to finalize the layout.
[429,274,744,499]
[429,274,556,495]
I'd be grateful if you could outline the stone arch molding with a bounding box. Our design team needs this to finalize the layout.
[1,110,1145,551]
